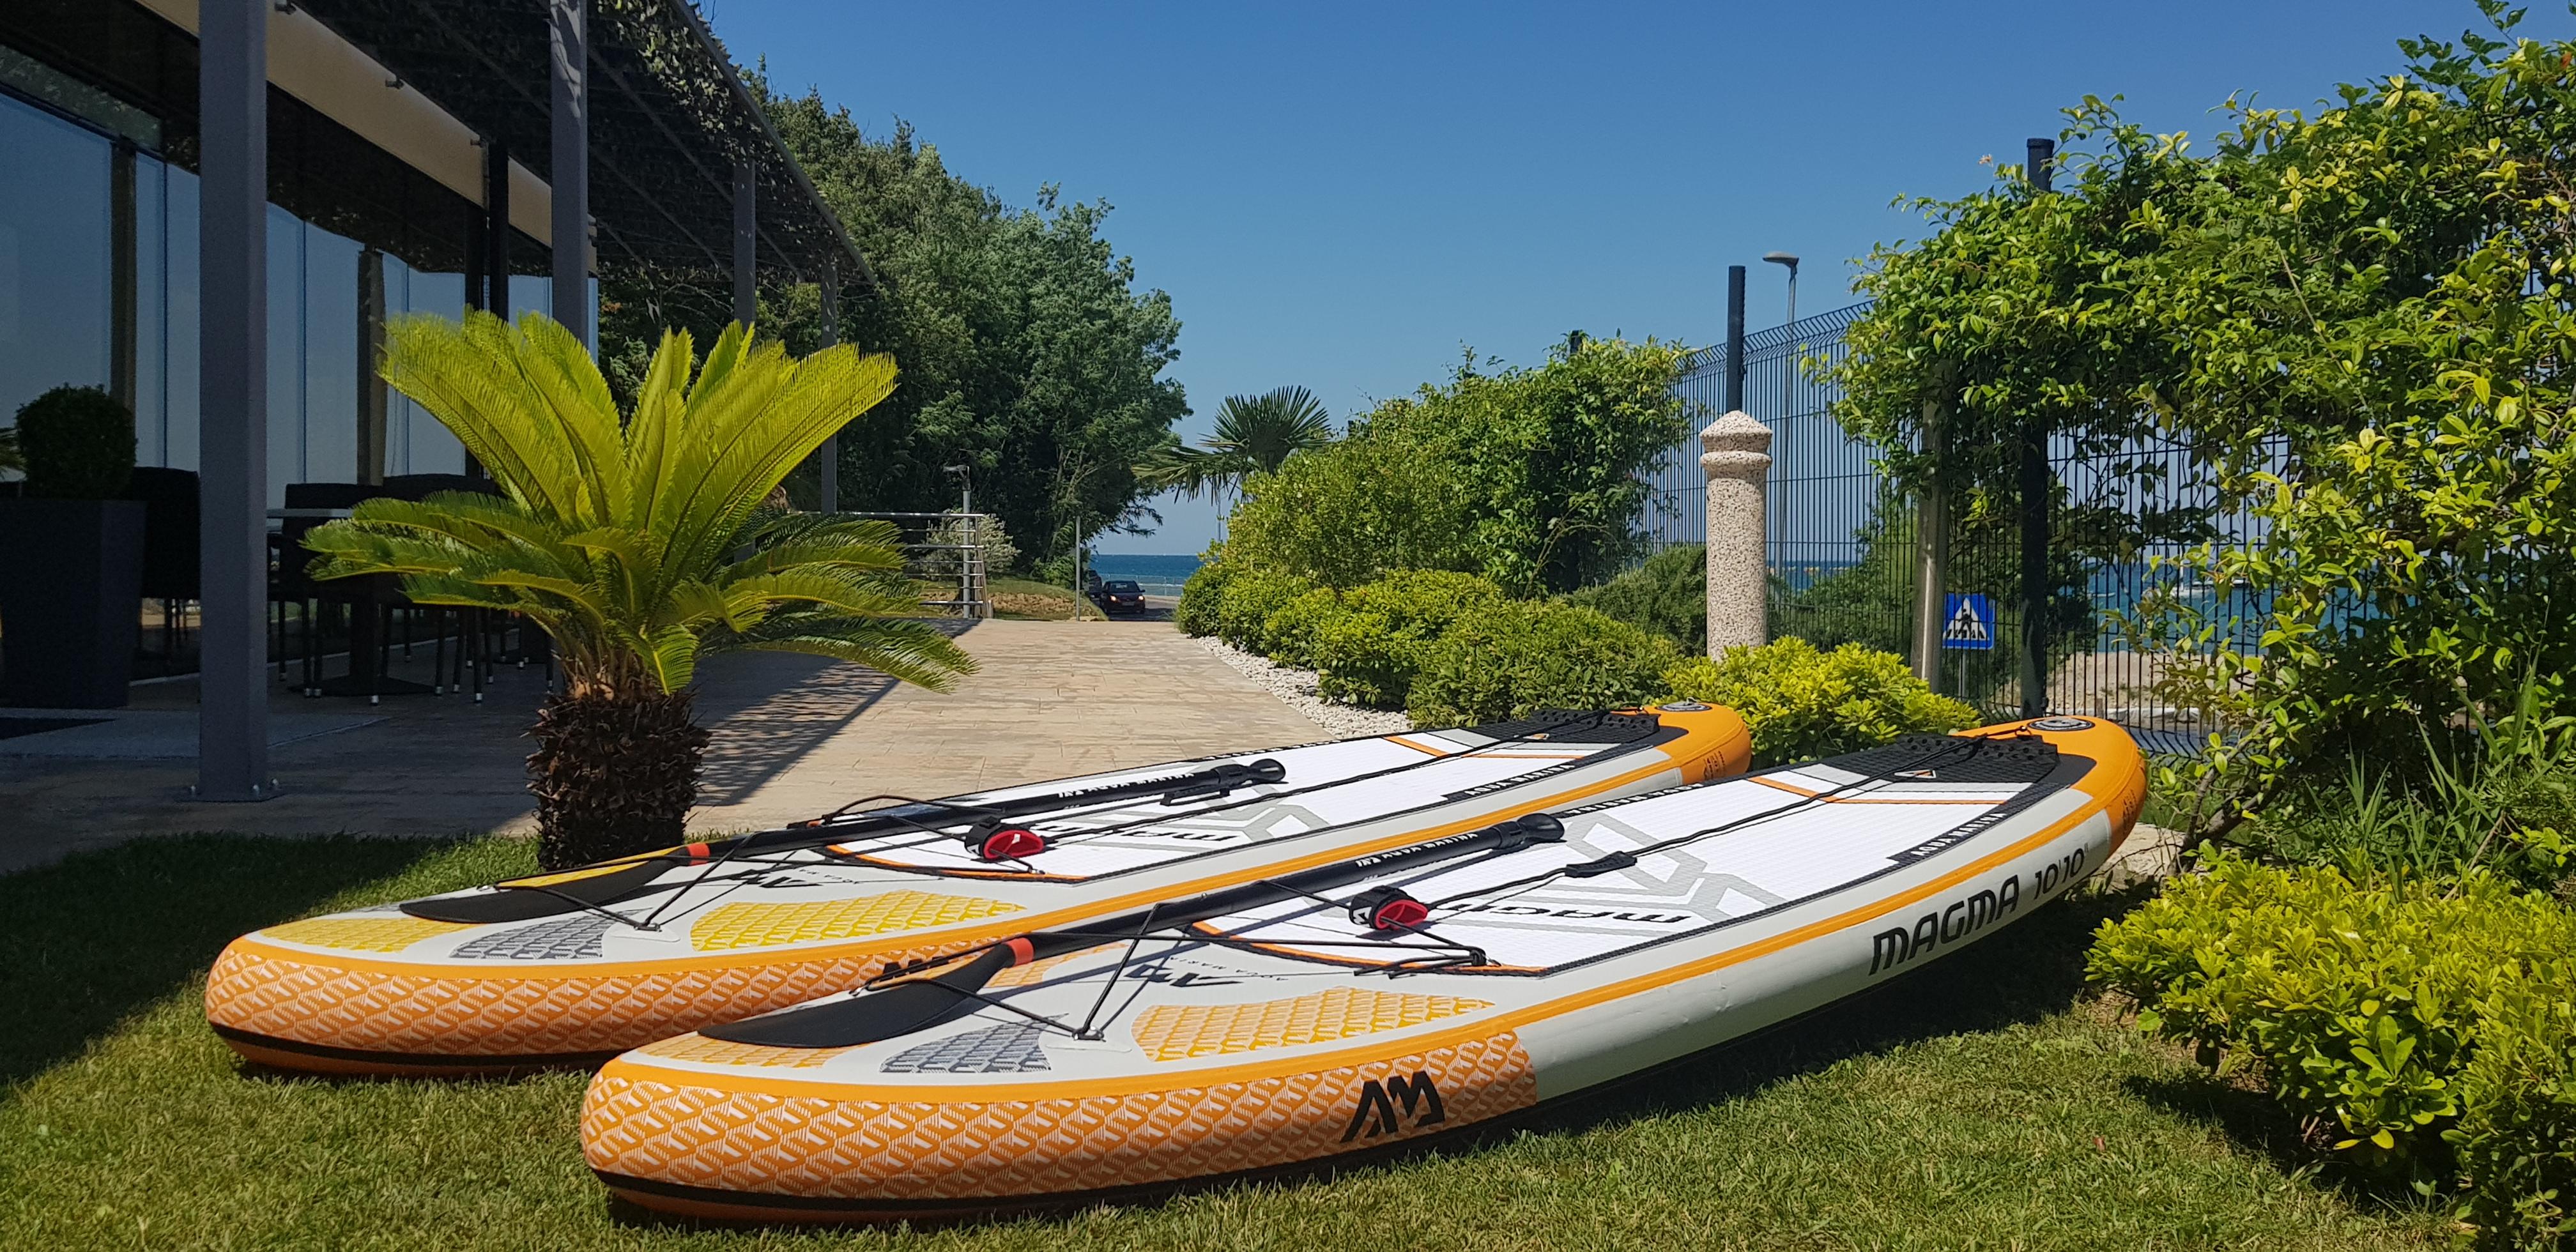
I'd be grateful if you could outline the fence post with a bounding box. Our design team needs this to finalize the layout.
[2018,137,2057,717]
[1912,365,1954,684]
[1701,411,1772,656]
[1724,266,1747,415]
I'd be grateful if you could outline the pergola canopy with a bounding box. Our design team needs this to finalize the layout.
[293,0,866,285]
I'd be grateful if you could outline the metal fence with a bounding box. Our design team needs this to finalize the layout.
[1638,301,2265,755]
[843,512,994,620]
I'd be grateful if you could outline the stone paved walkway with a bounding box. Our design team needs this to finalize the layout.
[0,620,1322,875]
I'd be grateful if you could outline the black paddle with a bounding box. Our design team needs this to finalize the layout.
[401,760,1288,924]
[698,813,1568,1049]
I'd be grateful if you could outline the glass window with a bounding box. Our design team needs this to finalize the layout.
[134,151,165,466]
[0,92,111,427]
[394,264,466,477]
[266,204,303,501]
[161,164,199,473]
[303,222,360,485]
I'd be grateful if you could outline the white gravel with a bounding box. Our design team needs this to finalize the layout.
[1197,636,1413,738]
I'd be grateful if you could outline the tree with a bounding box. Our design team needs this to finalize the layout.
[1222,337,1694,595]
[1137,386,1335,503]
[305,312,975,868]
[1832,2,2576,820]
[597,83,1191,570]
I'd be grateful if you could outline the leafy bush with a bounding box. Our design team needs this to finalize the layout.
[1211,568,1315,655]
[2089,856,2576,1247]
[1561,544,1706,652]
[1407,601,1678,728]
[1311,570,1509,709]
[920,512,1017,580]
[1223,338,1696,594]
[13,385,134,500]
[1662,637,1979,765]
[2450,983,2576,1248]
[1174,557,1234,637]
[1261,587,1342,669]
[2224,689,2575,894]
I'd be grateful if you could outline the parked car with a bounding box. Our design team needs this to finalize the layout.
[1093,579,1147,615]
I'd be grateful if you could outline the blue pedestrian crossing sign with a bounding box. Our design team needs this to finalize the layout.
[1942,593,1996,650]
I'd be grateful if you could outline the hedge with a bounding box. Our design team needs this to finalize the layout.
[1662,636,1979,765]
[2089,857,2576,1248]
[1406,600,1678,728]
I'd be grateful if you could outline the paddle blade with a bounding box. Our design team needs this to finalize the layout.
[699,945,1020,1048]
[400,858,670,924]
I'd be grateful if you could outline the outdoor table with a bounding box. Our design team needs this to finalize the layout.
[266,507,434,701]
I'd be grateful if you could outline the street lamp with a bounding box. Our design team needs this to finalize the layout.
[942,463,971,515]
[1763,251,1800,421]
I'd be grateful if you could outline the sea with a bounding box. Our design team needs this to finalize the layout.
[1086,553,1201,597]
[1082,553,2275,620]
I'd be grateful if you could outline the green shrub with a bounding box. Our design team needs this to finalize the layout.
[2088,856,2576,1247]
[13,385,134,500]
[1661,637,1979,765]
[1211,568,1314,655]
[1261,587,1343,669]
[2225,689,2576,894]
[1311,570,1509,709]
[1174,559,1234,637]
[1407,601,1678,728]
[1560,544,1706,652]
[2451,981,2576,1248]
[1222,338,1696,593]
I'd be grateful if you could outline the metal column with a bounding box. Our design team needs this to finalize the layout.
[548,0,589,346]
[1723,265,1747,415]
[2018,137,2056,717]
[732,162,756,326]
[195,0,273,800]
[485,138,510,316]
[816,263,839,512]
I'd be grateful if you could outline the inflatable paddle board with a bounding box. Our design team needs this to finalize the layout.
[581,716,2142,1221]
[207,705,1749,1075]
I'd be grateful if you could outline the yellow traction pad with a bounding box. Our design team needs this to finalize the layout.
[1132,987,1492,1062]
[689,892,1025,952]
[261,915,473,953]
[582,1035,1536,1200]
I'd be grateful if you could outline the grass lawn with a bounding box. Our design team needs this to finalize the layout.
[979,577,1108,621]
[0,835,2453,1251]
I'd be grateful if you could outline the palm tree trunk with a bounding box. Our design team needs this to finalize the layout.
[526,688,709,869]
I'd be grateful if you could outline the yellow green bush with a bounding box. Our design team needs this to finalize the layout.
[1662,637,1979,765]
[2088,857,2576,1248]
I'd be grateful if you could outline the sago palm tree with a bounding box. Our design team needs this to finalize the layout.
[305,311,974,867]
[1137,385,1334,502]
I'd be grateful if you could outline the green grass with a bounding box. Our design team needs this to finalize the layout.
[984,577,1106,621]
[0,836,2454,1251]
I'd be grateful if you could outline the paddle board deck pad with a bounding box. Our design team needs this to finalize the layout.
[206,705,1749,1074]
[580,717,2143,1222]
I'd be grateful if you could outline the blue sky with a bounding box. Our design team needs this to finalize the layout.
[702,0,2531,553]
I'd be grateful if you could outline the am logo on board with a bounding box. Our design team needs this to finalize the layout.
[1341,1071,1447,1141]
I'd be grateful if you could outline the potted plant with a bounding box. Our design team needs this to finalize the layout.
[0,386,144,707]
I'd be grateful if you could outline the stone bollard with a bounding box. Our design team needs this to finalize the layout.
[1700,410,1772,657]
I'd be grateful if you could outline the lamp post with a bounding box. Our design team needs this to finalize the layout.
[942,463,972,517]
[1763,251,1798,422]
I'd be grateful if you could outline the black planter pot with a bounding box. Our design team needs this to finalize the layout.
[0,498,146,708]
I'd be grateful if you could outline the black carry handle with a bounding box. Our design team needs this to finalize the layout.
[698,811,1567,1050]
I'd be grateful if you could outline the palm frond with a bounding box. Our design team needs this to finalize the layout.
[307,313,961,700]
[1135,384,1335,501]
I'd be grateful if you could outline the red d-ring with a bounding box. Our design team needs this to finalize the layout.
[978,827,1047,862]
[1368,896,1431,931]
